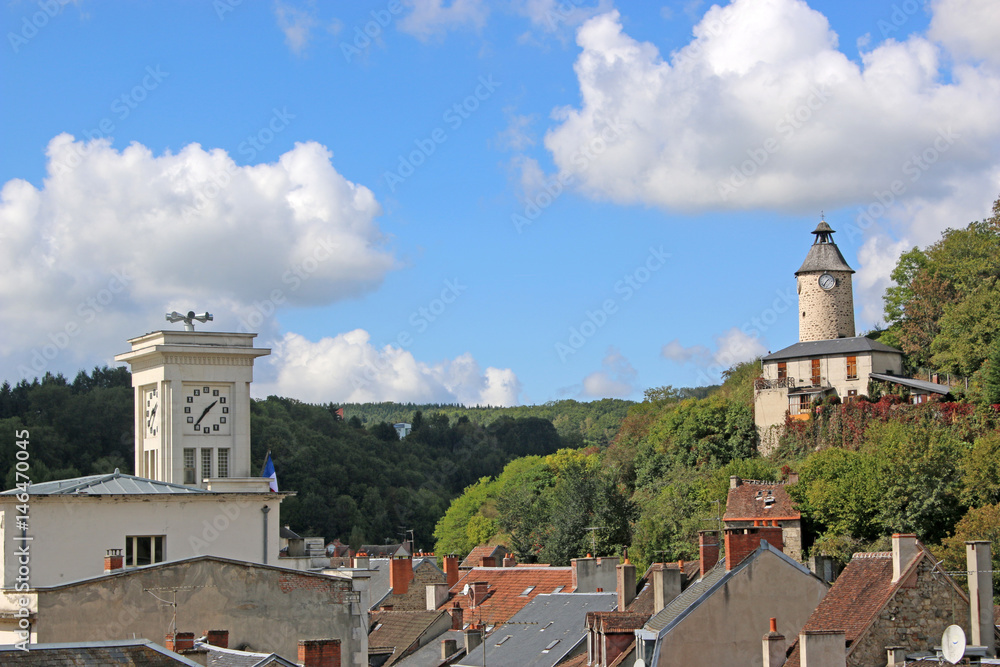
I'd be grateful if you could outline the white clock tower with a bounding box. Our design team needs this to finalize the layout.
[115,315,270,488]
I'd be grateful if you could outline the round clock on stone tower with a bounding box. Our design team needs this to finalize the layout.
[795,221,856,343]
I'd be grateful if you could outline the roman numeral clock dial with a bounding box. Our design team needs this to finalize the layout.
[183,385,232,435]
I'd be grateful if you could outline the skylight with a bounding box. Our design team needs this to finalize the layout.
[542,640,561,653]
[520,586,535,596]
[496,635,512,646]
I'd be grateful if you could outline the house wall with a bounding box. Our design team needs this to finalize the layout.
[654,550,828,667]
[6,558,367,666]
[390,560,447,611]
[0,494,282,589]
[847,557,970,667]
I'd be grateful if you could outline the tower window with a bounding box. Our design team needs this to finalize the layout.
[846,356,857,380]
[183,448,196,485]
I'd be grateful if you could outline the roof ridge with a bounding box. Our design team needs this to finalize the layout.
[851,551,891,559]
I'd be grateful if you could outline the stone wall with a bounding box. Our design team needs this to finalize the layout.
[797,271,855,342]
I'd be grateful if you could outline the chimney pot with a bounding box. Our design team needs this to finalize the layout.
[762,618,786,667]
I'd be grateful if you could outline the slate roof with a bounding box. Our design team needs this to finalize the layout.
[392,629,465,667]
[795,225,854,275]
[762,336,902,362]
[195,641,297,667]
[869,373,952,395]
[460,544,507,568]
[367,557,443,610]
[0,639,202,665]
[448,565,576,626]
[1,470,209,495]
[724,480,800,521]
[643,558,729,633]
[369,610,449,666]
[361,543,409,558]
[455,592,617,667]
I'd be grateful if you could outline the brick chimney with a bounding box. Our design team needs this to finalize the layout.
[298,639,341,667]
[502,553,516,567]
[444,554,460,587]
[967,541,995,657]
[616,559,637,611]
[699,530,720,577]
[799,630,845,667]
[469,581,489,608]
[652,565,682,614]
[481,555,496,567]
[204,630,229,649]
[441,638,459,660]
[449,600,464,630]
[104,548,124,573]
[390,555,413,595]
[165,632,195,652]
[762,617,785,667]
[724,525,783,571]
[890,534,918,584]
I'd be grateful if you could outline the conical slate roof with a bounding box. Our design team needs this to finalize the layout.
[795,221,854,275]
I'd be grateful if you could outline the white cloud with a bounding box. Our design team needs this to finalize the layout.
[929,0,1000,68]
[275,2,318,54]
[260,330,521,406]
[580,346,638,398]
[0,135,396,379]
[662,327,766,379]
[544,3,1000,213]
[512,0,614,35]
[398,0,489,40]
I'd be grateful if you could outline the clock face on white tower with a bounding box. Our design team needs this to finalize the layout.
[143,386,159,438]
[183,384,232,435]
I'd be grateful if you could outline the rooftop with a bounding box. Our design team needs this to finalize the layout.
[2,470,209,495]
[369,610,449,667]
[194,640,297,667]
[460,544,508,569]
[455,592,617,667]
[0,639,202,665]
[447,565,575,626]
[869,373,952,395]
[795,223,854,275]
[762,336,902,362]
[365,557,442,610]
[723,479,800,521]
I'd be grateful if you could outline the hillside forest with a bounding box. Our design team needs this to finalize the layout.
[1,203,998,585]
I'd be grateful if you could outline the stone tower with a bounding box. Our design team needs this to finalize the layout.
[796,221,855,342]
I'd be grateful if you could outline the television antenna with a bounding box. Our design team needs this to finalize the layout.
[941,624,966,664]
[144,585,216,636]
[584,526,606,555]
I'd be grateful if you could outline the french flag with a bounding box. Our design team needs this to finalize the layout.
[261,451,278,492]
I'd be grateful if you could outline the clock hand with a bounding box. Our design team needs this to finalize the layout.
[194,400,218,427]
[148,404,157,425]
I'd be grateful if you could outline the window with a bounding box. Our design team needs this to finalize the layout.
[846,356,858,380]
[183,448,196,485]
[777,362,787,380]
[520,586,536,596]
[126,535,164,567]
[811,359,821,385]
[202,448,212,480]
[217,448,230,478]
[790,394,812,415]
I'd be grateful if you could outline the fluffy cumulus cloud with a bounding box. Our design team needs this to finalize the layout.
[0,135,396,378]
[580,346,638,398]
[274,1,318,54]
[261,330,522,406]
[662,327,767,382]
[545,2,1000,213]
[398,0,489,40]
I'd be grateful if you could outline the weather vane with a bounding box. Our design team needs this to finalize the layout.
[165,310,213,332]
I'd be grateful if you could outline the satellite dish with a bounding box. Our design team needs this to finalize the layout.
[462,584,470,596]
[941,624,966,664]
[635,660,646,667]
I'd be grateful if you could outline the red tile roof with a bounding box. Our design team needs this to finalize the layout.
[782,551,899,667]
[724,479,800,521]
[445,566,575,626]
[460,544,508,568]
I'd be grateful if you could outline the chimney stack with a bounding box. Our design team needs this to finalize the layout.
[886,646,907,666]
[297,639,342,667]
[444,554,459,587]
[799,630,846,667]
[427,582,450,610]
[104,548,124,573]
[502,553,516,567]
[165,632,195,653]
[464,627,482,655]
[204,630,229,649]
[441,639,458,660]
[616,559,637,611]
[730,476,742,489]
[724,525,783,571]
[353,552,370,569]
[449,600,464,630]
[469,582,488,608]
[390,555,413,595]
[699,531,720,577]
[652,565,682,614]
[891,534,918,584]
[762,618,785,667]
[967,541,995,657]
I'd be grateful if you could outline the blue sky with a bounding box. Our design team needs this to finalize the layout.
[2,0,998,405]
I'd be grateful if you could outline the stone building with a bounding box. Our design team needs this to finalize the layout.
[724,476,803,563]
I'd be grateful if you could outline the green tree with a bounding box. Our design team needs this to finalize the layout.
[961,432,1000,507]
[983,337,1000,405]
